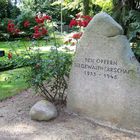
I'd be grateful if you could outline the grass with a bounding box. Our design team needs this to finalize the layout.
[0,37,63,60]
[0,68,29,101]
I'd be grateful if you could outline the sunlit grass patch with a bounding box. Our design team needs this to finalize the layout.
[0,68,29,101]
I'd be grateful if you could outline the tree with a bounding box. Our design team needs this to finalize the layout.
[83,0,90,15]
[113,0,140,60]
[0,0,8,18]
[112,0,140,34]
[7,0,12,18]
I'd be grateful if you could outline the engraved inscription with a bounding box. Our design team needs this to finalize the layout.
[74,57,134,80]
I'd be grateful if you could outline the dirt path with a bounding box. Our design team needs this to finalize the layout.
[0,89,139,140]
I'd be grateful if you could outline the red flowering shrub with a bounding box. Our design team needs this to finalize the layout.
[23,20,30,28]
[41,27,48,35]
[35,15,51,24]
[69,14,92,28]
[7,20,20,35]
[30,14,51,39]
[33,26,48,39]
[33,32,42,39]
[33,25,40,32]
[43,15,52,21]
[66,14,93,48]
[72,32,83,40]
[33,21,48,39]
[5,13,51,39]
[69,19,78,28]
[35,16,45,24]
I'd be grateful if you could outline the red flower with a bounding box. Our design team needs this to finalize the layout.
[7,22,20,35]
[69,19,77,28]
[77,20,83,27]
[69,14,92,28]
[7,27,14,33]
[41,27,48,35]
[23,20,30,28]
[14,28,20,34]
[81,20,89,27]
[43,15,52,20]
[33,32,42,39]
[33,26,40,33]
[7,22,15,32]
[8,52,12,59]
[72,32,83,40]
[33,25,48,39]
[35,16,44,24]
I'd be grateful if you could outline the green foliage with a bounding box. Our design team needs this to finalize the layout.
[125,10,140,39]
[63,0,82,12]
[60,0,114,18]
[0,0,8,19]
[10,6,21,19]
[1,35,73,104]
[8,39,73,104]
[15,10,36,34]
[0,0,20,19]
[19,0,50,13]
[19,0,36,12]
[112,0,140,59]
[51,1,81,24]
[19,0,80,24]
[128,10,140,59]
[0,18,8,33]
[92,0,113,15]
[26,47,73,104]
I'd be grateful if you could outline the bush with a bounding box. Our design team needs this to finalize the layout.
[15,10,36,36]
[4,15,73,104]
[26,47,73,104]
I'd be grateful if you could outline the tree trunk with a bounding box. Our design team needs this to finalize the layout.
[7,0,11,18]
[83,0,90,15]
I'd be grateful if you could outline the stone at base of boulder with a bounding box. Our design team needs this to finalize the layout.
[29,100,58,121]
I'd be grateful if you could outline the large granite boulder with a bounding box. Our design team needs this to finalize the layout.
[67,12,140,133]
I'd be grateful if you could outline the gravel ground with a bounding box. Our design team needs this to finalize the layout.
[0,89,140,140]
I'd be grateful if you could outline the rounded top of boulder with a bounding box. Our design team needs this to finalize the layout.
[86,12,124,37]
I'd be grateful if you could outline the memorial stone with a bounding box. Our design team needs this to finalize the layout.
[67,12,140,133]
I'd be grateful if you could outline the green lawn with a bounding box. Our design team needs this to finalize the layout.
[0,40,49,57]
[0,68,28,101]
[0,37,63,60]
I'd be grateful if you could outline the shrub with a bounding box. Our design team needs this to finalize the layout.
[26,47,73,104]
[5,15,73,104]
